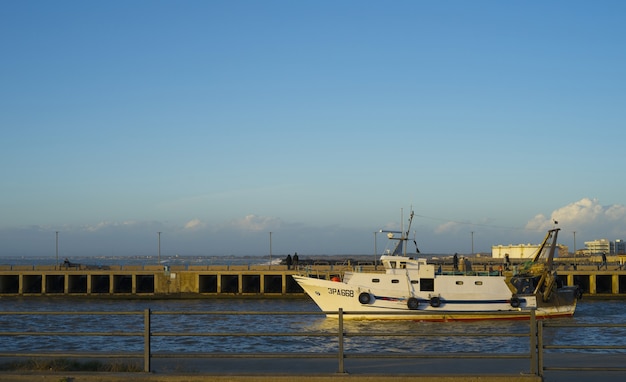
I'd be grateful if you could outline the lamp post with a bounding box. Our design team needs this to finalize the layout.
[55,231,59,270]
[573,231,577,268]
[471,231,474,255]
[157,232,161,264]
[269,231,273,270]
[373,232,378,269]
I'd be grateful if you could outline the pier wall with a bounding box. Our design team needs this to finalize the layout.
[1,264,626,298]
[0,265,308,297]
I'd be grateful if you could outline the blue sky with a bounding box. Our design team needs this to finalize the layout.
[1,1,625,259]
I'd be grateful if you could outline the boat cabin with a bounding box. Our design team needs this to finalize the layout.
[380,255,435,278]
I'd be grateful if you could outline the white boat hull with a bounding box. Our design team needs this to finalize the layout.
[293,274,577,321]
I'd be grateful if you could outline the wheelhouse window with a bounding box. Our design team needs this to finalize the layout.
[420,278,435,292]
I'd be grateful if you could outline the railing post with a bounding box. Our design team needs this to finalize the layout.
[529,309,537,375]
[537,319,544,378]
[144,308,151,373]
[338,308,345,373]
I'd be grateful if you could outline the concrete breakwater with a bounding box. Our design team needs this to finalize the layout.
[1,262,626,298]
[0,264,304,297]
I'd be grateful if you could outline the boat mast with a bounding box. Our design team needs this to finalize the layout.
[530,228,560,269]
[380,207,414,256]
[403,209,414,257]
[400,208,405,256]
[531,228,560,301]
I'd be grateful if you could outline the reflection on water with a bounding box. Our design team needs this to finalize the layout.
[543,299,626,352]
[1,298,625,354]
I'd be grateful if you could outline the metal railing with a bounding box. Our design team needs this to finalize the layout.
[0,309,536,376]
[0,309,624,377]
[538,320,626,377]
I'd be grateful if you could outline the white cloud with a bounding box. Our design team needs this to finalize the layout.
[434,221,461,234]
[230,215,281,232]
[81,220,142,232]
[83,221,115,232]
[184,218,205,230]
[606,204,626,221]
[525,214,552,232]
[525,198,626,239]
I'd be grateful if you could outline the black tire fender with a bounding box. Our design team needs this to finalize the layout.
[407,297,419,310]
[510,296,521,308]
[430,296,441,308]
[358,292,372,304]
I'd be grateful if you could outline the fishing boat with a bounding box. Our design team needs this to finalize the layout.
[293,211,582,321]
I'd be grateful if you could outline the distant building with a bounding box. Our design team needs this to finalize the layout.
[581,238,625,255]
[491,243,568,259]
[584,239,610,255]
[612,239,626,254]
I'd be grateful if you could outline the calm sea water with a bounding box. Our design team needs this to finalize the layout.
[1,298,625,354]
